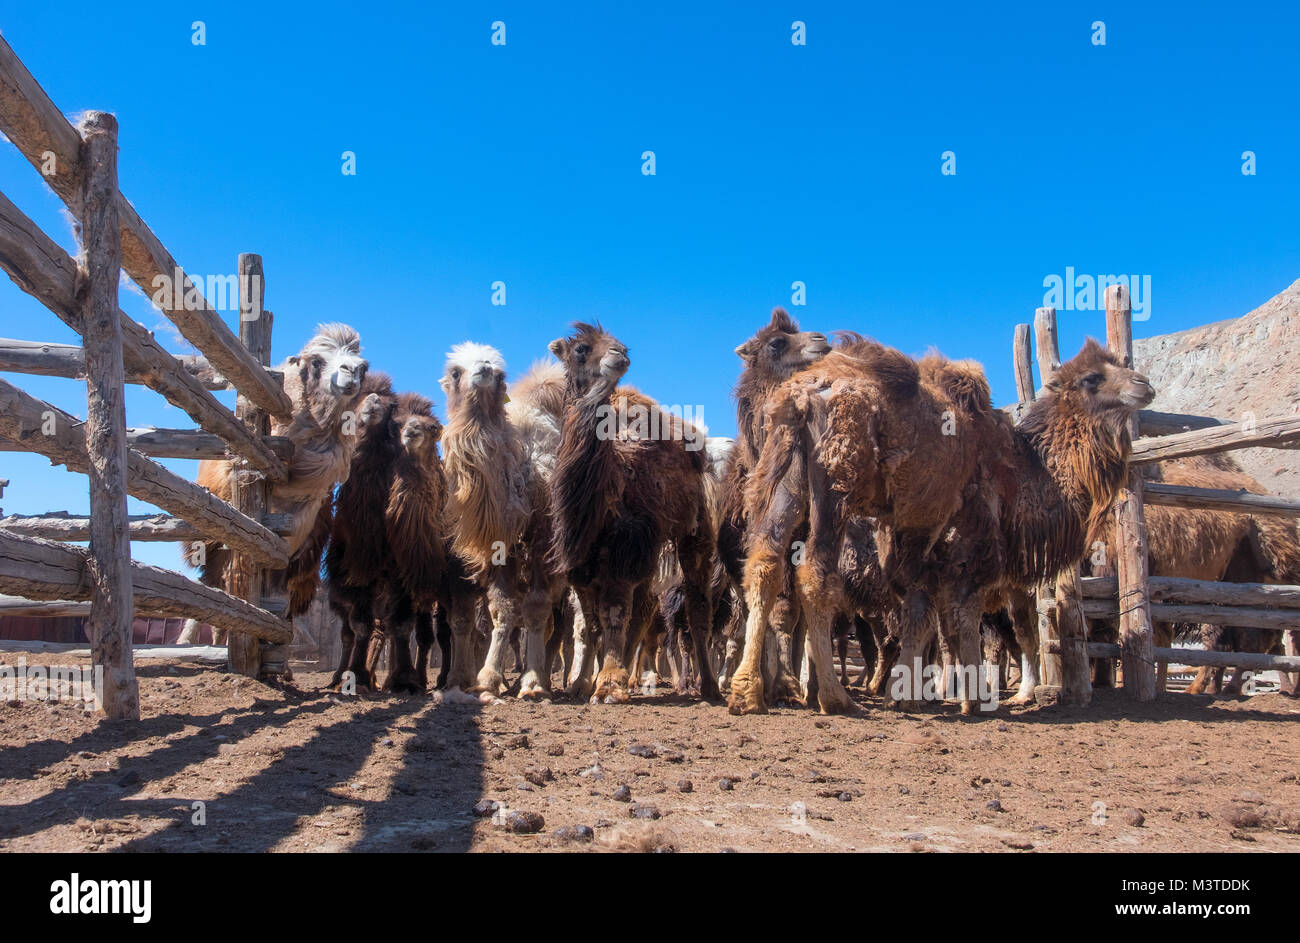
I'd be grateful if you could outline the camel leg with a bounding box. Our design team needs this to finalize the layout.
[950,596,988,716]
[679,531,720,701]
[385,596,423,695]
[1281,631,1300,697]
[440,582,482,694]
[798,594,856,715]
[593,586,637,704]
[1004,588,1040,706]
[867,614,899,696]
[545,603,566,688]
[430,605,451,690]
[343,595,378,691]
[516,579,554,699]
[476,568,520,696]
[566,589,599,700]
[413,607,434,691]
[886,587,935,711]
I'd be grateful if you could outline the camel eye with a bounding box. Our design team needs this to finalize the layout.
[1081,372,1104,388]
[575,344,590,358]
[311,356,324,371]
[451,368,462,380]
[769,337,788,354]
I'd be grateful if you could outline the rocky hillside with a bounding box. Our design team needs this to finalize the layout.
[1134,279,1300,496]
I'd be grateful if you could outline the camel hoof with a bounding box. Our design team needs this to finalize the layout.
[727,676,767,715]
[960,700,976,717]
[473,670,508,697]
[592,668,630,705]
[818,693,860,716]
[1003,693,1034,707]
[518,686,550,702]
[885,699,918,712]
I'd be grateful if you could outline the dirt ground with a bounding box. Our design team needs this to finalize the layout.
[1,654,1298,853]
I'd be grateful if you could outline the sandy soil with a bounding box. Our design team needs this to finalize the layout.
[1,655,1298,853]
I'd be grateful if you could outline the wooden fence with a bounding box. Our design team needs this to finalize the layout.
[0,36,296,719]
[1012,286,1300,705]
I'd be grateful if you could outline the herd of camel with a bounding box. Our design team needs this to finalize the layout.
[181,311,1300,715]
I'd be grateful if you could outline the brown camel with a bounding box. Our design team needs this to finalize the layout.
[732,337,1154,716]
[182,323,370,643]
[549,323,718,704]
[439,343,566,699]
[716,308,832,703]
[326,377,448,693]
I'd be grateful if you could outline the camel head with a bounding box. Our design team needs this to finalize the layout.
[441,342,508,419]
[1045,338,1155,431]
[396,392,443,463]
[285,323,370,429]
[549,322,629,397]
[734,307,830,384]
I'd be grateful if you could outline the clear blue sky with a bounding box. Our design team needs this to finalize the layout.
[2,1,1297,571]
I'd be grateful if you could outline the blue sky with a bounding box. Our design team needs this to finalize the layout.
[2,1,1298,571]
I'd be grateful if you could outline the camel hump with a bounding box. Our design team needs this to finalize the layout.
[922,355,992,416]
[831,334,920,398]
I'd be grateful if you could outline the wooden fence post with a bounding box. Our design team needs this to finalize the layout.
[1106,284,1157,701]
[77,112,138,720]
[1012,323,1035,404]
[1031,307,1063,688]
[226,253,271,678]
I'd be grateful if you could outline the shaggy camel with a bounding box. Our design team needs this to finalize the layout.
[731,337,1154,716]
[549,323,718,704]
[181,323,369,643]
[716,309,831,702]
[440,345,566,699]
[326,377,448,693]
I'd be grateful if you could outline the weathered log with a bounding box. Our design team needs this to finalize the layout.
[1107,285,1157,701]
[1131,415,1300,464]
[1012,323,1035,403]
[1045,640,1300,673]
[1032,306,1059,388]
[1055,565,1091,706]
[0,34,293,422]
[0,338,283,393]
[76,111,137,720]
[0,592,285,621]
[1137,410,1233,438]
[1141,482,1300,517]
[1081,597,1300,631]
[0,377,288,566]
[227,253,273,678]
[0,425,293,463]
[0,530,291,643]
[1,510,295,541]
[0,192,286,480]
[1081,574,1300,607]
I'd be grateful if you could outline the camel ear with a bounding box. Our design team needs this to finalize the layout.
[438,375,451,394]
[548,337,567,359]
[734,340,758,361]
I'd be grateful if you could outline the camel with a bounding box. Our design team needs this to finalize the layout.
[731,336,1154,716]
[326,376,448,692]
[549,323,718,704]
[715,309,833,702]
[181,323,369,643]
[439,344,566,699]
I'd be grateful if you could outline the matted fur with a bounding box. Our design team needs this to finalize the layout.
[188,323,369,613]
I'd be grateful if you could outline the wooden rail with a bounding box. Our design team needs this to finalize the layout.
[0,425,294,463]
[0,531,292,643]
[0,337,284,393]
[1141,481,1300,517]
[0,193,287,480]
[1045,640,1300,673]
[0,511,294,542]
[0,378,288,567]
[1131,415,1300,464]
